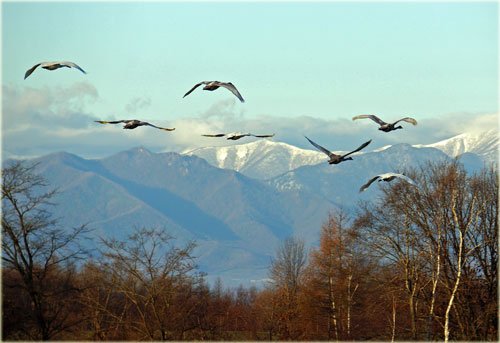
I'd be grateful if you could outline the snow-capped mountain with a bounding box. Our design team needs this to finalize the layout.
[182,140,326,179]
[5,139,488,287]
[184,130,497,180]
[414,129,498,163]
[268,143,451,207]
[6,148,335,287]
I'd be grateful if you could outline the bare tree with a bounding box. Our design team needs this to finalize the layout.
[1,161,90,340]
[253,288,280,340]
[77,260,131,340]
[304,209,363,341]
[355,160,498,341]
[270,236,306,295]
[97,227,197,340]
[268,236,306,339]
[356,197,426,339]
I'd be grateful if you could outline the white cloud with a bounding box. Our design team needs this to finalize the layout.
[198,98,245,121]
[125,96,152,114]
[3,82,99,130]
[2,83,498,159]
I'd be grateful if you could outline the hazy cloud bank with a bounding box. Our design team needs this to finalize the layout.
[2,83,498,159]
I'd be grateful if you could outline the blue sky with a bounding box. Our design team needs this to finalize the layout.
[2,1,498,157]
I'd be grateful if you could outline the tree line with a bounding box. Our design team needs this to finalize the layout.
[2,160,497,340]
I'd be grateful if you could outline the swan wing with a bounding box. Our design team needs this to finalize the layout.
[24,63,41,79]
[359,176,381,192]
[393,117,417,126]
[61,61,87,74]
[380,173,419,187]
[202,133,226,137]
[342,139,372,158]
[304,136,333,157]
[251,133,275,138]
[183,81,209,98]
[144,122,175,131]
[394,174,418,187]
[95,120,129,125]
[220,82,245,102]
[352,114,387,125]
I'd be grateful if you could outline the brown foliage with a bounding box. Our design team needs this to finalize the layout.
[2,160,497,341]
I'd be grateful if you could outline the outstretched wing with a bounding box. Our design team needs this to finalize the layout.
[342,139,372,158]
[392,117,417,126]
[379,172,419,188]
[352,114,387,126]
[394,174,418,187]
[183,81,208,98]
[227,133,251,140]
[304,136,333,157]
[24,63,41,79]
[61,61,86,74]
[202,133,226,137]
[251,133,275,138]
[144,122,175,131]
[220,82,245,102]
[95,120,128,125]
[359,176,381,192]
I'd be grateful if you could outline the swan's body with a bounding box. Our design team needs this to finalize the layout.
[305,136,371,164]
[352,114,417,132]
[95,119,175,131]
[359,172,418,192]
[202,132,274,140]
[183,81,245,102]
[25,61,86,79]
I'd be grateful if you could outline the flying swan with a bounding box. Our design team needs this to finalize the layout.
[352,114,417,132]
[305,136,371,165]
[25,61,86,79]
[183,81,245,102]
[202,132,274,140]
[95,119,175,131]
[359,173,418,192]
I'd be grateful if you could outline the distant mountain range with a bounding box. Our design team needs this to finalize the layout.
[183,140,326,180]
[415,129,498,163]
[15,148,333,286]
[5,130,496,287]
[184,129,498,180]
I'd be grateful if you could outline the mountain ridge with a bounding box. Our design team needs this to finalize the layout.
[182,139,326,180]
[4,132,492,287]
[415,129,498,162]
[183,130,497,180]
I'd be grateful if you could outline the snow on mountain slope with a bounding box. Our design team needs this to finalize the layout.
[184,130,497,180]
[7,148,336,287]
[414,129,498,163]
[268,143,451,207]
[6,141,487,287]
[183,140,326,179]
